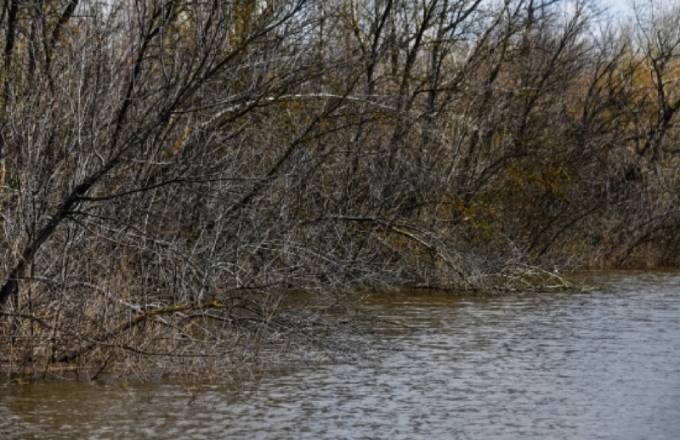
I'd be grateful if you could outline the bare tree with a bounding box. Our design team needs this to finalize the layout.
[1,0,680,379]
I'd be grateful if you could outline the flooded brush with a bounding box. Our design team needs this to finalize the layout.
[0,289,292,383]
[2,0,680,383]
[0,283,364,384]
[481,264,578,293]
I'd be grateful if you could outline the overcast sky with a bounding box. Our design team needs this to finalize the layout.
[597,0,633,17]
[599,0,680,16]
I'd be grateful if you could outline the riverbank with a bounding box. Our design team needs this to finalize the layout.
[3,272,680,439]
[1,269,669,384]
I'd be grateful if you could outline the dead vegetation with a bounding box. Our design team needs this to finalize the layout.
[1,0,680,380]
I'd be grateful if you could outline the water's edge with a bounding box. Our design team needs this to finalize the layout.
[2,272,680,439]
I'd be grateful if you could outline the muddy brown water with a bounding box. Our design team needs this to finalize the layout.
[2,272,680,439]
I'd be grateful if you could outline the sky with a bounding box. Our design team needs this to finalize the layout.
[598,0,680,19]
[597,0,634,18]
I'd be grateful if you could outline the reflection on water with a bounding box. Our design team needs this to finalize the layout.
[2,272,680,439]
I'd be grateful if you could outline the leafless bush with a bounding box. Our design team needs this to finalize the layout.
[1,0,680,380]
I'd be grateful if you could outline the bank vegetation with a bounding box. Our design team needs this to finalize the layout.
[1,0,679,379]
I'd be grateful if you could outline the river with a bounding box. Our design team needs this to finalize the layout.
[2,272,679,439]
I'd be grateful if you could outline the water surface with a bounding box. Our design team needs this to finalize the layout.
[2,272,680,439]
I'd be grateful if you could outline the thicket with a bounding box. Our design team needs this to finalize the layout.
[1,0,679,379]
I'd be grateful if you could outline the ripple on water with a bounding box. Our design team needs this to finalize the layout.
[2,272,680,439]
